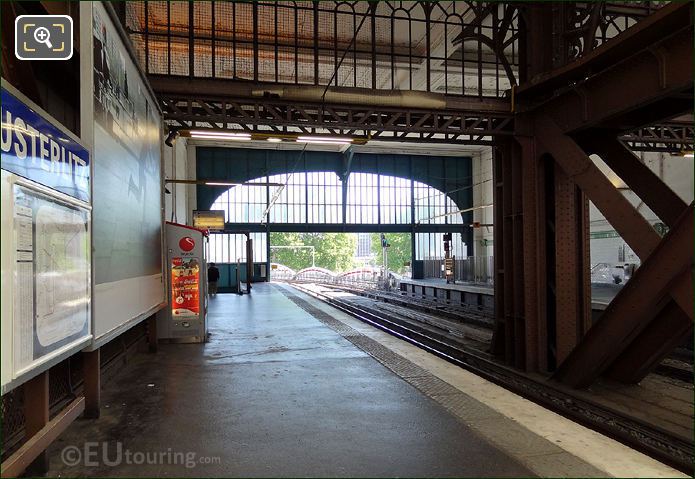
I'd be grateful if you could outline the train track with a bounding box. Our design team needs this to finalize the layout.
[325,282,693,383]
[327,283,494,328]
[290,282,693,474]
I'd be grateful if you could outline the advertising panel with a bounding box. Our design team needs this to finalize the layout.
[171,257,201,318]
[90,3,165,343]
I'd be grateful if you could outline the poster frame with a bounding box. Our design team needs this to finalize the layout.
[1,174,93,395]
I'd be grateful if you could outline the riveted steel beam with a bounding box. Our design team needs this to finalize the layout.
[586,134,688,228]
[619,123,695,153]
[537,114,693,315]
[516,2,692,101]
[552,166,590,366]
[535,115,660,260]
[605,298,693,384]
[517,2,692,135]
[157,93,514,145]
[553,206,694,388]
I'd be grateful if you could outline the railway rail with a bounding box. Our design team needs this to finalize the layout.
[324,282,692,382]
[288,282,693,474]
[326,283,494,329]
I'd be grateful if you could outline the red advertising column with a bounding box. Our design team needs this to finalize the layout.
[157,222,208,342]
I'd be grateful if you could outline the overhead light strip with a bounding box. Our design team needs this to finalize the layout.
[189,130,252,141]
[296,136,353,144]
[183,130,367,144]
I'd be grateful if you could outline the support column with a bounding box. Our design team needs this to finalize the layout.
[553,167,591,366]
[510,141,525,370]
[410,227,417,278]
[491,3,558,372]
[24,371,49,474]
[491,142,505,357]
[246,237,253,294]
[265,227,271,282]
[535,115,660,260]
[492,138,523,365]
[518,131,545,373]
[83,349,101,419]
[494,118,591,372]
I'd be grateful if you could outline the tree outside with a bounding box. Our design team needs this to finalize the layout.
[270,232,357,272]
[370,232,412,274]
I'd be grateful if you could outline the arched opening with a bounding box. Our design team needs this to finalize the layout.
[206,170,471,285]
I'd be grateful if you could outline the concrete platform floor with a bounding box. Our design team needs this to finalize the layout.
[46,283,534,477]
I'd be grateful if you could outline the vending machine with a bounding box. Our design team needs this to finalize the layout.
[157,222,208,343]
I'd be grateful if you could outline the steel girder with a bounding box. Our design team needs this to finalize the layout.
[518,2,693,135]
[553,206,694,388]
[222,222,464,234]
[154,90,690,151]
[586,134,688,228]
[491,137,527,368]
[619,123,694,153]
[535,116,693,387]
[536,115,692,315]
[140,2,692,152]
[605,299,692,385]
[536,116,662,260]
[492,1,693,383]
[158,93,514,145]
[533,31,691,135]
[516,2,692,101]
[499,114,694,385]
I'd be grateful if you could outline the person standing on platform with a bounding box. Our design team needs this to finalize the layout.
[208,262,220,296]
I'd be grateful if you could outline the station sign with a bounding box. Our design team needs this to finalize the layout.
[193,209,225,230]
[1,85,90,202]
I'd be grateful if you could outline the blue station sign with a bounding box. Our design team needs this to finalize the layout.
[1,85,90,202]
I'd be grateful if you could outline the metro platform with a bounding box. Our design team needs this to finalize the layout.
[45,283,684,477]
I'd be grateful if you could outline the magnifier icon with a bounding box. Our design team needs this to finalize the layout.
[33,27,53,49]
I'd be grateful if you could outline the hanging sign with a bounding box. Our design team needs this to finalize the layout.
[193,210,225,230]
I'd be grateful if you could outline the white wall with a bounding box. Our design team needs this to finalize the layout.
[472,147,494,258]
[163,137,190,225]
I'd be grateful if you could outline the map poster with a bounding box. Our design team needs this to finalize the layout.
[171,257,200,318]
[12,184,90,375]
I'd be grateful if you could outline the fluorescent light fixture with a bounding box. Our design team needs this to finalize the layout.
[205,181,242,186]
[190,130,251,141]
[296,136,353,145]
[674,149,695,158]
[267,137,282,143]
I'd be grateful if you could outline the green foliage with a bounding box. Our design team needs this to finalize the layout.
[370,233,412,274]
[270,232,358,272]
